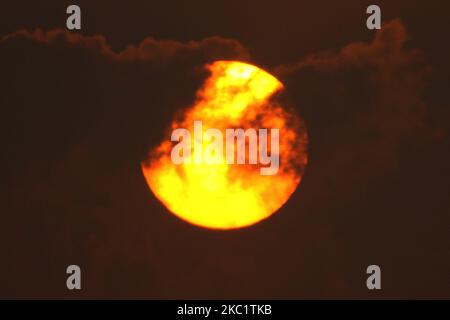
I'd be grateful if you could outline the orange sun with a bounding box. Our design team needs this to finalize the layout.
[142,61,308,229]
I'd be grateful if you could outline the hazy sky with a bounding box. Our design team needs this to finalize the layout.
[0,0,448,299]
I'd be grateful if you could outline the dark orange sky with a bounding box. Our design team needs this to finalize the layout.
[0,0,449,299]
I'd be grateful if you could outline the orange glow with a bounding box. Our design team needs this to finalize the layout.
[142,61,308,229]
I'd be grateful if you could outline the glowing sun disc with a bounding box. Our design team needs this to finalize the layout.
[142,61,308,230]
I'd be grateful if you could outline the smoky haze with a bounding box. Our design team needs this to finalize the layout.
[0,0,449,299]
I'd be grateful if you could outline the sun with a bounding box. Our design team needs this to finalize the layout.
[142,61,308,230]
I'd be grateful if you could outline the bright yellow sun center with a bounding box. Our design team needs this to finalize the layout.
[142,61,308,229]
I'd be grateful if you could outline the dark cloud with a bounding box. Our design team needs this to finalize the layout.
[3,28,251,63]
[277,20,440,190]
